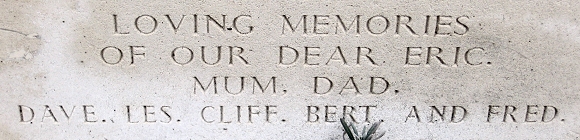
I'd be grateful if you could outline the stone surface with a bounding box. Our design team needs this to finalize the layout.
[1,0,580,139]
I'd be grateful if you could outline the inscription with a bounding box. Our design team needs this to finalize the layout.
[486,105,559,123]
[126,105,173,123]
[18,105,99,123]
[100,46,146,65]
[193,76,278,95]
[307,105,376,123]
[404,106,467,123]
[201,105,278,123]
[281,15,469,36]
[279,46,378,66]
[16,104,563,126]
[170,46,250,66]
[405,47,490,67]
[313,76,390,95]
[113,14,254,35]
[7,6,569,140]
[113,14,470,36]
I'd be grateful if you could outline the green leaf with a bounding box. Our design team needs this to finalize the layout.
[340,118,356,140]
[350,122,359,136]
[372,131,386,140]
[361,125,368,139]
[362,122,381,140]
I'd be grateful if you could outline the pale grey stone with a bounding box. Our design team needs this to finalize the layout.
[0,0,579,139]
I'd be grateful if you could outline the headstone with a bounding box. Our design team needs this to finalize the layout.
[1,0,579,139]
